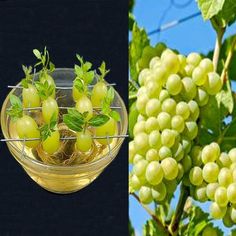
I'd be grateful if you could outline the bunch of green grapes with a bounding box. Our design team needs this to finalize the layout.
[7,48,121,160]
[189,143,236,227]
[129,48,223,204]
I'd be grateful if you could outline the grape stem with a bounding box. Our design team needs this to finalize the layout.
[220,35,236,82]
[131,193,171,235]
[212,27,225,71]
[169,184,189,235]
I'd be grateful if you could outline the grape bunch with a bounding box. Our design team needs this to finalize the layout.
[7,48,121,164]
[129,47,223,205]
[189,143,236,227]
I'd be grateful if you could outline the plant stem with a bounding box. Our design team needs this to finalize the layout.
[169,184,189,235]
[220,35,236,82]
[212,28,225,71]
[131,193,171,235]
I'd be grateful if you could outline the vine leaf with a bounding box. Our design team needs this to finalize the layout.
[129,22,149,82]
[143,219,169,236]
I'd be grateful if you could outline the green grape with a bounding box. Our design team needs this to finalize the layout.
[138,69,151,86]
[22,84,41,108]
[210,142,220,158]
[202,225,218,236]
[176,102,190,120]
[129,141,135,164]
[16,115,40,148]
[137,86,147,96]
[91,81,108,107]
[149,130,161,149]
[195,184,208,202]
[133,159,148,177]
[145,98,161,117]
[217,152,231,168]
[161,157,178,180]
[232,169,236,182]
[145,161,164,185]
[202,162,219,183]
[229,148,236,162]
[210,202,227,219]
[76,130,93,152]
[172,143,184,161]
[139,186,153,204]
[134,132,149,154]
[186,52,201,67]
[133,154,144,164]
[133,120,146,136]
[149,56,161,70]
[152,66,168,85]
[152,182,167,201]
[202,144,218,164]
[195,87,209,107]
[230,207,236,223]
[199,58,214,73]
[183,121,198,140]
[164,179,177,194]
[227,183,236,204]
[161,98,176,115]
[231,163,236,171]
[137,114,146,122]
[96,118,117,145]
[190,146,202,166]
[177,163,184,181]
[189,166,203,186]
[40,74,56,98]
[182,155,192,173]
[76,95,93,120]
[157,112,171,130]
[192,66,207,86]
[204,72,222,95]
[146,80,161,98]
[42,97,59,124]
[136,93,149,114]
[145,117,159,133]
[130,174,142,191]
[218,167,233,187]
[215,186,228,207]
[161,50,180,74]
[223,208,234,228]
[171,115,184,133]
[161,129,176,148]
[181,77,197,100]
[178,54,186,73]
[206,183,219,201]
[188,100,200,121]
[159,146,172,160]
[184,64,195,76]
[166,74,182,95]
[146,149,159,162]
[42,130,60,154]
[159,89,170,102]
[181,137,192,154]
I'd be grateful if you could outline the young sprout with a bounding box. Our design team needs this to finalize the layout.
[63,109,109,152]
[40,113,60,154]
[72,54,95,101]
[35,80,59,124]
[21,65,41,108]
[91,61,110,107]
[33,47,56,97]
[95,87,121,145]
[7,95,40,148]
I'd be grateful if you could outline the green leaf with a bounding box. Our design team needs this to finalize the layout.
[7,95,23,121]
[74,78,85,93]
[84,70,94,84]
[129,22,149,82]
[129,219,135,236]
[49,62,55,72]
[83,61,92,71]
[35,80,54,100]
[109,110,120,122]
[63,114,83,132]
[76,54,84,65]
[101,87,115,115]
[33,49,41,59]
[98,61,110,81]
[143,219,169,236]
[129,101,138,139]
[88,114,109,127]
[129,12,135,31]
[67,108,84,120]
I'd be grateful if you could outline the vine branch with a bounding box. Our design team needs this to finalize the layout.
[131,193,171,235]
[169,184,189,235]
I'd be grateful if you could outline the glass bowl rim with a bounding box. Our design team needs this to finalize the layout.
[1,68,128,172]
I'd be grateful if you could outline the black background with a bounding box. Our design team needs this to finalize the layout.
[0,0,128,235]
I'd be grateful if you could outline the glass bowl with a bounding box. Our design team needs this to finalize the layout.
[1,68,128,194]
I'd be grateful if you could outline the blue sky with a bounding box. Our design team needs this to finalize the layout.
[129,0,236,235]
